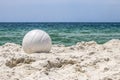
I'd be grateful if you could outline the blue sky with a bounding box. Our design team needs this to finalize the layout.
[0,0,120,22]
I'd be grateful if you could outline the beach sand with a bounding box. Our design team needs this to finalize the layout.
[0,39,120,80]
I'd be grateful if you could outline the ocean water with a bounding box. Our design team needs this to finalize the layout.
[0,22,120,46]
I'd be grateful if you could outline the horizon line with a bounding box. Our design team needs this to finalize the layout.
[0,22,120,23]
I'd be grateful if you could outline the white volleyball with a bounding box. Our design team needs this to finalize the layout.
[22,29,52,53]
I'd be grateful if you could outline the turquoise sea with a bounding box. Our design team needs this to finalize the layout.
[0,22,120,46]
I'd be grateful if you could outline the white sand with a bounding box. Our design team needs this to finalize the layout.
[0,39,120,80]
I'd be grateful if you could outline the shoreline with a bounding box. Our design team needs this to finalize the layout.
[0,39,120,80]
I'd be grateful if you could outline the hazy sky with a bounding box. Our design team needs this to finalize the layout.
[0,0,120,22]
